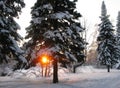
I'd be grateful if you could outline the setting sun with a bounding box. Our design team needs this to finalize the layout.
[41,56,49,64]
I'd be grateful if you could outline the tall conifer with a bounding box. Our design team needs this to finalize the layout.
[0,0,27,69]
[25,0,85,83]
[97,1,118,72]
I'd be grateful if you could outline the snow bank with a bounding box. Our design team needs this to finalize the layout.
[8,65,120,80]
[76,66,95,73]
[58,67,70,78]
[0,62,16,76]
[11,66,41,79]
[10,66,70,79]
[0,67,13,76]
[76,65,120,73]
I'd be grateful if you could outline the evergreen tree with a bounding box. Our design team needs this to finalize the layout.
[116,11,120,42]
[115,11,120,69]
[0,0,27,69]
[97,1,118,72]
[25,0,85,83]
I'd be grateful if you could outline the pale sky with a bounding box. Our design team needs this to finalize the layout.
[77,0,120,43]
[17,0,120,42]
[17,0,36,37]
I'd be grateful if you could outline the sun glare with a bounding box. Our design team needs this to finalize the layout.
[41,56,49,64]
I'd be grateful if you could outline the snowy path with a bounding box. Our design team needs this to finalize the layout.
[0,69,120,88]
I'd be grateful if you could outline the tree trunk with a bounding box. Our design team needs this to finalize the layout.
[73,66,76,73]
[42,66,43,77]
[45,65,47,77]
[73,61,84,73]
[107,65,110,72]
[53,59,58,83]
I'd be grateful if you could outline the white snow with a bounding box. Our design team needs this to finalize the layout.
[32,4,53,16]
[10,66,41,79]
[6,8,13,13]
[55,32,63,40]
[37,4,53,10]
[115,60,120,69]
[66,28,73,36]
[0,66,120,88]
[0,29,9,33]
[50,11,71,20]
[9,35,24,53]
[44,30,55,38]
[32,17,44,24]
[31,10,39,16]
[65,51,77,62]
[71,23,83,32]
[42,4,53,10]
[36,45,61,58]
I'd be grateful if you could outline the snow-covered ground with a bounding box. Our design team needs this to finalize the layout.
[0,66,120,88]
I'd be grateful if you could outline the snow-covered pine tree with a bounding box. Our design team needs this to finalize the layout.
[116,11,120,42]
[97,1,118,72]
[0,0,27,70]
[25,0,85,83]
[115,11,120,69]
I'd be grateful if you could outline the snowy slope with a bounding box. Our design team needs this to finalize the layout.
[0,66,120,88]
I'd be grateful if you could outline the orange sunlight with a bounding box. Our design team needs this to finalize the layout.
[41,56,49,64]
